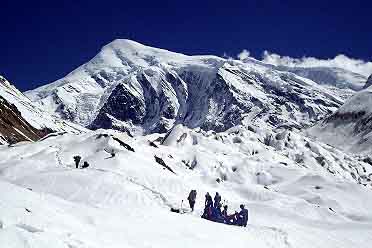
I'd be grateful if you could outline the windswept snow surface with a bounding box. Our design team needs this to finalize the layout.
[1,126,372,248]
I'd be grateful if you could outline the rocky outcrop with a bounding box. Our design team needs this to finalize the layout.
[363,74,372,89]
[0,76,85,144]
[0,96,52,144]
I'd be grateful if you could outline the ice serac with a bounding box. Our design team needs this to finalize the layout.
[0,76,84,144]
[27,39,347,134]
[308,75,372,154]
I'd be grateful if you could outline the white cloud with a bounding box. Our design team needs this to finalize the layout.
[237,49,250,60]
[261,51,372,77]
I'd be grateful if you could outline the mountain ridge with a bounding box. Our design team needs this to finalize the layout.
[25,39,360,135]
[308,77,372,154]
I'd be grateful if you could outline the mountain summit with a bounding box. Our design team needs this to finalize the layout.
[26,39,359,135]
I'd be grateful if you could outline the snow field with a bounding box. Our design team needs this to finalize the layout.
[1,126,372,247]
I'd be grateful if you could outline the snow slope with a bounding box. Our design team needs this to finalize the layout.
[239,57,368,100]
[276,66,367,91]
[308,79,372,154]
[0,76,85,144]
[257,52,370,91]
[26,40,348,134]
[1,125,372,248]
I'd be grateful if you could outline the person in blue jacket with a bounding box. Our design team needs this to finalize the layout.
[212,203,224,223]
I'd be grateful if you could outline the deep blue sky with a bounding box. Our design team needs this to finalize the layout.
[1,0,371,91]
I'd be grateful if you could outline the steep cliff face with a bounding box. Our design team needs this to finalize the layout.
[0,96,51,144]
[363,74,372,89]
[87,61,343,134]
[0,76,85,144]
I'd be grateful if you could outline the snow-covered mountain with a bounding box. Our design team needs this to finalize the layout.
[2,40,372,248]
[308,75,372,154]
[26,40,352,135]
[0,76,85,144]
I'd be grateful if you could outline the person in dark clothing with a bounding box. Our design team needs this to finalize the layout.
[238,204,249,227]
[214,192,221,208]
[201,204,213,220]
[209,203,218,221]
[222,206,236,225]
[73,156,81,169]
[222,205,228,218]
[212,204,224,223]
[81,161,90,169]
[201,192,213,220]
[231,211,240,225]
[187,190,197,212]
[205,192,213,208]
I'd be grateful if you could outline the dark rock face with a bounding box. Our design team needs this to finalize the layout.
[310,86,372,153]
[324,109,372,139]
[0,96,52,144]
[198,71,247,132]
[364,74,372,89]
[89,64,343,133]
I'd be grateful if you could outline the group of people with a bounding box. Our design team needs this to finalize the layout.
[187,190,248,227]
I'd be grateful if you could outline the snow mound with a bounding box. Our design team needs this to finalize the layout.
[161,124,194,147]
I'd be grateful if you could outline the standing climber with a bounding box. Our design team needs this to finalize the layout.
[214,192,221,208]
[205,192,213,208]
[202,192,213,220]
[73,155,81,169]
[187,190,197,212]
